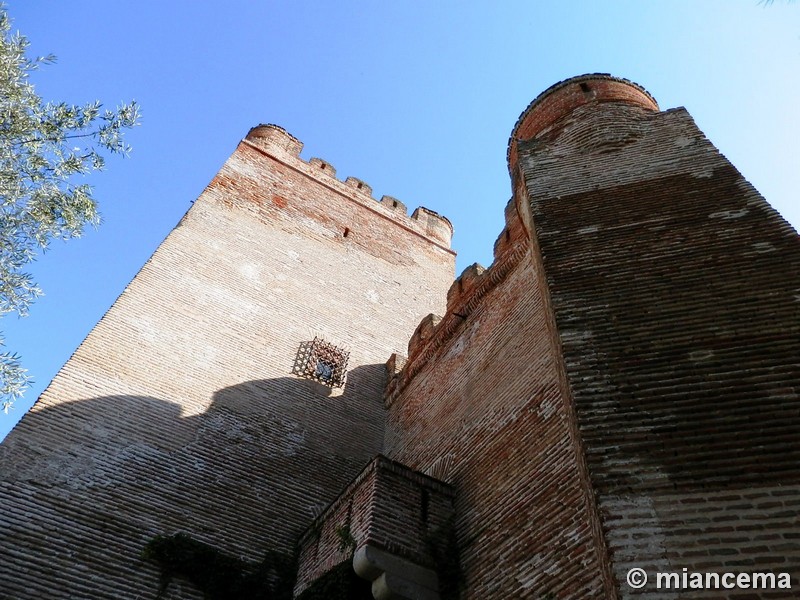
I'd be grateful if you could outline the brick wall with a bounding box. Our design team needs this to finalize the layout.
[3,76,796,600]
[294,455,454,596]
[0,126,455,599]
[384,201,613,598]
[515,78,800,597]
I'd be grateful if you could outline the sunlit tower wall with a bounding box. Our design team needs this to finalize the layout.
[0,125,455,599]
[384,74,799,599]
[511,75,800,595]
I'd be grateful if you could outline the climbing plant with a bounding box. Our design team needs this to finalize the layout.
[334,524,356,554]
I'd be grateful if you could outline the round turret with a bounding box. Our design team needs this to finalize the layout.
[507,74,659,173]
[245,123,303,156]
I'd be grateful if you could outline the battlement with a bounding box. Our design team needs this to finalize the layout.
[507,73,659,174]
[308,157,336,177]
[380,195,407,214]
[386,197,529,405]
[243,124,453,249]
[5,75,799,600]
[245,123,303,156]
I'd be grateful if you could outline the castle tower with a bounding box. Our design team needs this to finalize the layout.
[2,76,798,600]
[514,75,800,595]
[0,125,455,599]
[384,75,799,598]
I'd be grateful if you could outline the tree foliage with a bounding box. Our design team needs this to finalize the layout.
[0,7,139,412]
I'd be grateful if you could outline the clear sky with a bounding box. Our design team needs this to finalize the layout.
[1,1,798,440]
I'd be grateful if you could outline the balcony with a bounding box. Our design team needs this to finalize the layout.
[294,455,455,599]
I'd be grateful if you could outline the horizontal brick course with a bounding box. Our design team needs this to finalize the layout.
[2,74,797,600]
[294,455,454,596]
[0,127,454,600]
[385,248,611,598]
[518,78,800,597]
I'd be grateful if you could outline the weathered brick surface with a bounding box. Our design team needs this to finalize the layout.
[385,212,613,598]
[508,74,658,177]
[516,77,800,597]
[2,76,797,600]
[294,455,454,596]
[0,126,454,600]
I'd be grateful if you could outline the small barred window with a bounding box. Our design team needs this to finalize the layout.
[293,337,349,388]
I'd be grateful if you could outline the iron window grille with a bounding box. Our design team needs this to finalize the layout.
[293,337,349,388]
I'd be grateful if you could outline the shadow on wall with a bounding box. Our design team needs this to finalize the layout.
[0,365,386,600]
[536,169,800,493]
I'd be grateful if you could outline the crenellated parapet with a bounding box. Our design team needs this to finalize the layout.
[308,156,336,177]
[244,123,303,157]
[380,195,407,214]
[506,73,659,177]
[385,197,530,406]
[241,124,453,250]
[344,176,372,196]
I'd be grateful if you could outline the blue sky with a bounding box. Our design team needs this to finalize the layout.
[1,1,798,440]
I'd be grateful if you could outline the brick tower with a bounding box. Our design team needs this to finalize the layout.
[383,75,799,598]
[511,75,800,596]
[0,125,455,599]
[1,75,799,600]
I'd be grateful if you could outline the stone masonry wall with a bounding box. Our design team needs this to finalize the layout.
[517,97,800,598]
[0,126,455,600]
